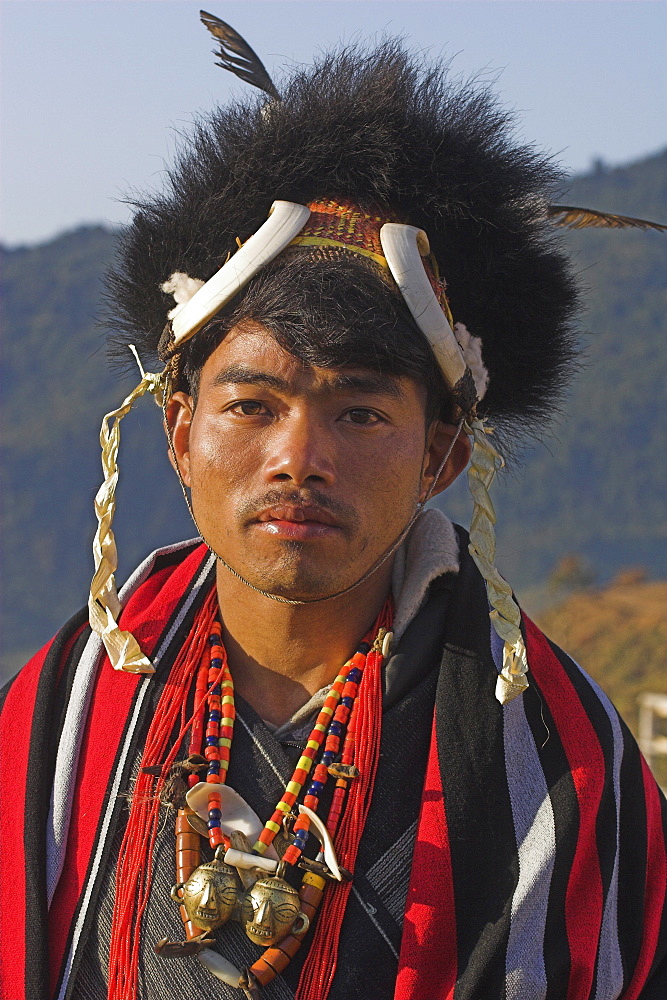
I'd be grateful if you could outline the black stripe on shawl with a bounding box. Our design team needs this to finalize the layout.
[616,721,649,989]
[435,543,517,1000]
[54,548,216,1000]
[522,670,576,999]
[553,642,618,998]
[23,605,89,1000]
[641,793,667,997]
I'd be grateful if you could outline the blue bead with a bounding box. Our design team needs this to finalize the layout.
[206,736,218,746]
[322,752,335,765]
[209,710,221,721]
[329,720,343,735]
[341,696,353,709]
[348,667,362,682]
[207,818,221,830]
[208,808,222,820]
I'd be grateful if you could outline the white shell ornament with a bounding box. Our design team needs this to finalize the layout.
[185,782,279,860]
[298,804,343,881]
[197,948,243,986]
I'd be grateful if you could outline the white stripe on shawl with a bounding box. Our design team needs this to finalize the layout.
[46,538,206,904]
[492,628,556,1000]
[50,542,215,999]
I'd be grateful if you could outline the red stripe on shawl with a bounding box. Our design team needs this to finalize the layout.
[394,717,457,1000]
[0,642,53,1000]
[523,615,605,1000]
[48,544,211,994]
[622,756,667,1000]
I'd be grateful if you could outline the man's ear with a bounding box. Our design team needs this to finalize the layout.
[420,421,472,501]
[164,391,195,486]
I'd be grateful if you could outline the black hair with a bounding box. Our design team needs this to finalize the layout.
[106,39,580,452]
[177,250,453,424]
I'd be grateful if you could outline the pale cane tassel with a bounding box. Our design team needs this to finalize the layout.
[465,417,529,704]
[88,347,168,673]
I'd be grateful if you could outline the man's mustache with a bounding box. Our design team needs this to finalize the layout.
[236,488,360,530]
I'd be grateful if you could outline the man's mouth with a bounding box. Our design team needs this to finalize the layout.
[253,504,341,539]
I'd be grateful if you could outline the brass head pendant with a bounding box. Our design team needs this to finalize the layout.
[171,851,241,931]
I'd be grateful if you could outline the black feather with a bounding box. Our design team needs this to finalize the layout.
[200,10,280,100]
[548,204,667,231]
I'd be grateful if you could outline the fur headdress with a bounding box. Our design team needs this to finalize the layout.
[106,38,580,441]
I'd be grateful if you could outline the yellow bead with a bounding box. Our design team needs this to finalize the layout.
[301,871,327,890]
[320,705,334,717]
[253,840,267,854]
[287,781,301,796]
[276,801,291,814]
[218,737,232,748]
[307,739,320,751]
[297,755,313,772]
[221,717,235,727]
[265,820,281,834]
[314,723,327,734]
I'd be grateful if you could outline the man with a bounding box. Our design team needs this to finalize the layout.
[1,17,665,1000]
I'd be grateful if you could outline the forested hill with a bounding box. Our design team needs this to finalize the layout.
[1,151,666,676]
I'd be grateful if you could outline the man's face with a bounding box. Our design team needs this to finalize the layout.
[168,321,458,601]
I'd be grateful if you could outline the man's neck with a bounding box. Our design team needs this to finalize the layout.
[215,561,393,727]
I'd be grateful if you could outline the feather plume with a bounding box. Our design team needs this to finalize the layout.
[548,204,667,232]
[200,10,280,100]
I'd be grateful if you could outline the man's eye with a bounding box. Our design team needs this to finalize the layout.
[231,400,267,416]
[344,408,381,425]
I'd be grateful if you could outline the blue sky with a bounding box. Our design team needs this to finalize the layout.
[1,0,665,246]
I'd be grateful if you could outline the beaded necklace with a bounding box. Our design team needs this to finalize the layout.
[161,598,393,998]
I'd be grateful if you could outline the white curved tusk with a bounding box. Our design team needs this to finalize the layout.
[298,804,343,881]
[379,223,468,392]
[171,201,311,346]
[198,948,243,986]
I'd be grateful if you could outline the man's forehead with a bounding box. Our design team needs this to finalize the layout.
[201,323,409,400]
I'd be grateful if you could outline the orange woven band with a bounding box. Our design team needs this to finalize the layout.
[290,199,455,327]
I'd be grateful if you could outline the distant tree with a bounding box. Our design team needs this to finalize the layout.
[548,554,597,599]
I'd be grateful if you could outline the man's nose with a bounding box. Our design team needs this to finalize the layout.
[263,414,335,486]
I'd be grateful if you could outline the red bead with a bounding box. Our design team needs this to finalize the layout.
[282,845,301,866]
[303,794,318,809]
[313,764,329,782]
[204,746,219,760]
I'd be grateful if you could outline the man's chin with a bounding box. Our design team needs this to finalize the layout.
[217,545,353,601]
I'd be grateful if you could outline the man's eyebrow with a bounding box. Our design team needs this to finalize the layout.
[211,366,290,391]
[211,365,405,398]
[328,372,405,399]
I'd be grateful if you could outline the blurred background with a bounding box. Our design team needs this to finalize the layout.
[1,1,665,782]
